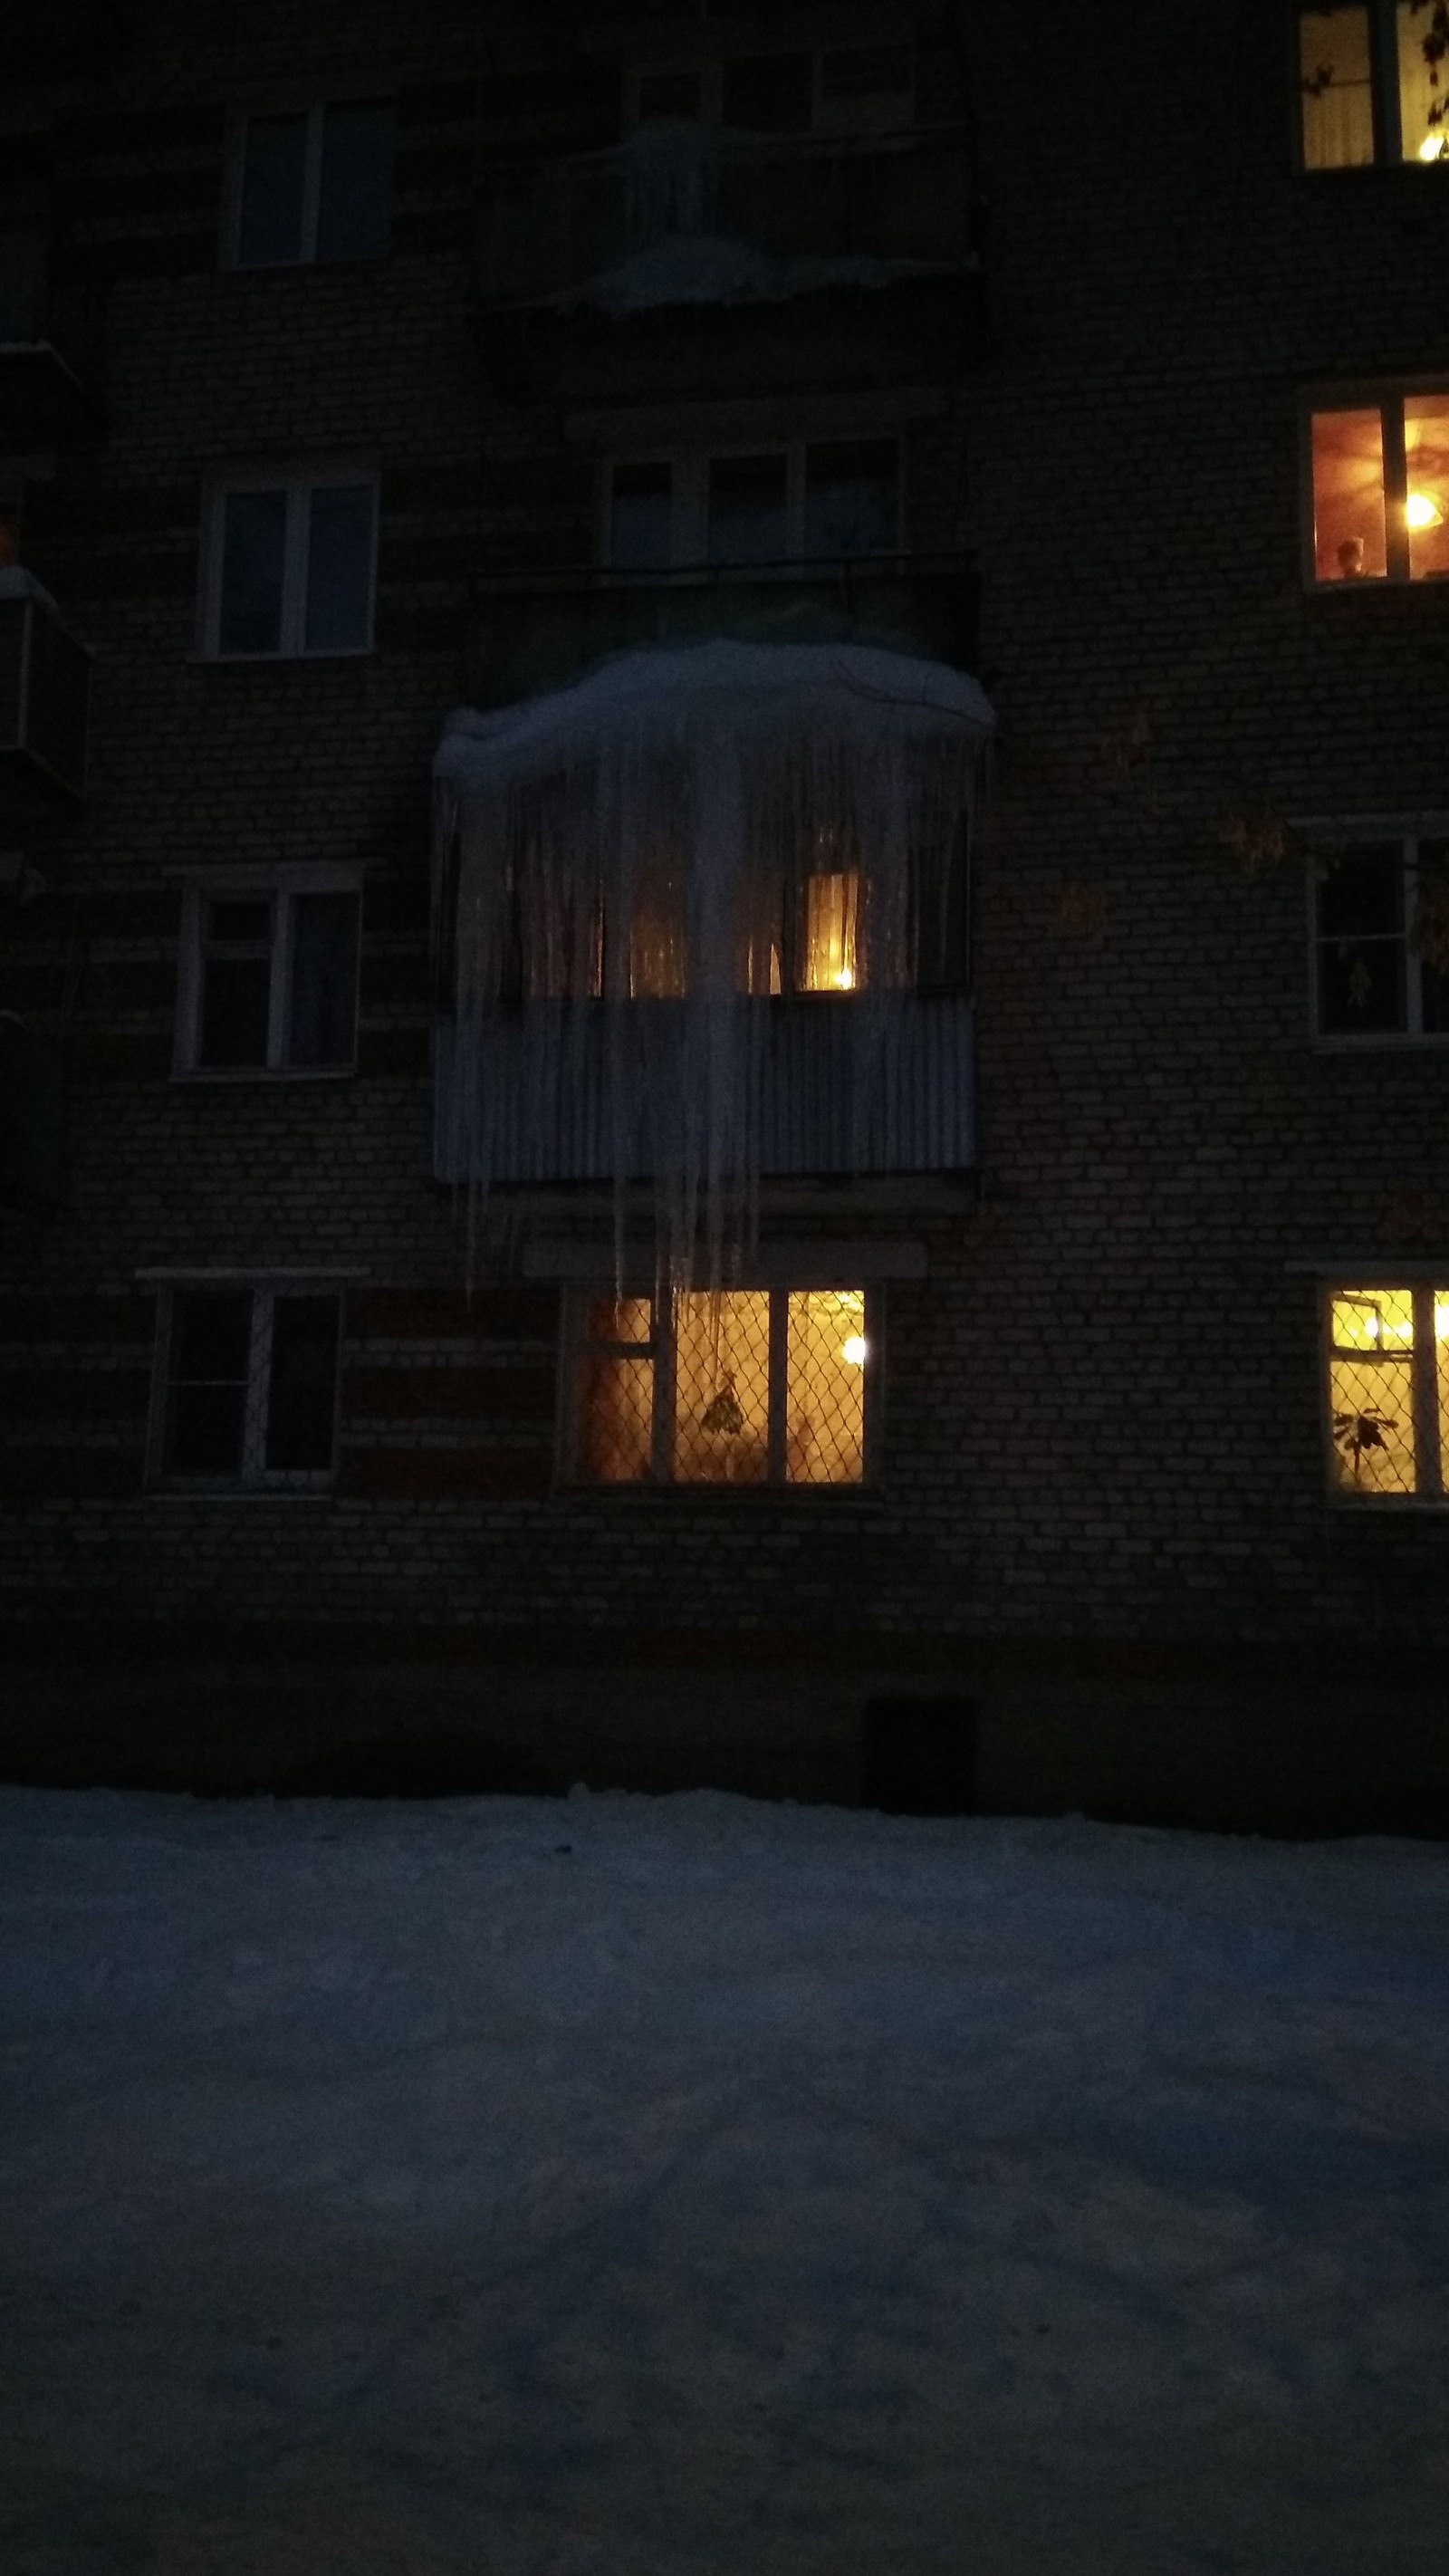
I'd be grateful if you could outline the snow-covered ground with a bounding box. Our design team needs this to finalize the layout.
[3,1786,1447,2576]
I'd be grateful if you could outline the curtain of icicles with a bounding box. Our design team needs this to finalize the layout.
[433,642,994,1285]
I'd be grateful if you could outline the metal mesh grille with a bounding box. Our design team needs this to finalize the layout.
[785,1288,866,1484]
[576,1295,656,1483]
[1328,1287,1416,1495]
[1438,1288,1449,1484]
[673,1292,772,1484]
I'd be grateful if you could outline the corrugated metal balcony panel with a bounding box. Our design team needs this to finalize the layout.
[475,129,975,312]
[0,226,104,442]
[434,995,974,1186]
[0,575,91,801]
[465,560,980,711]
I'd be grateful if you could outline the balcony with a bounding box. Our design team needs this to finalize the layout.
[0,223,105,444]
[0,570,91,802]
[466,556,978,711]
[434,994,974,1186]
[475,123,975,317]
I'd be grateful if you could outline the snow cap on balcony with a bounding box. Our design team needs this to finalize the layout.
[433,639,993,1283]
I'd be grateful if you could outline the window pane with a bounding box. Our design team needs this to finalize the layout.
[200,955,273,1064]
[638,70,702,120]
[1397,2,1448,159]
[1404,392,1449,574]
[165,1290,252,1476]
[1316,846,1406,1032]
[303,484,374,651]
[264,1295,340,1473]
[1329,1287,1416,1495]
[1438,1290,1449,1484]
[672,1292,771,1482]
[208,899,271,943]
[236,113,309,264]
[1413,839,1449,1028]
[578,1350,655,1479]
[316,101,394,261]
[721,53,811,131]
[1300,8,1375,167]
[1318,845,1404,937]
[286,892,359,1066]
[803,440,898,557]
[1310,407,1387,581]
[610,462,674,569]
[820,45,913,101]
[217,489,287,653]
[801,871,859,991]
[786,1289,865,1484]
[708,454,789,563]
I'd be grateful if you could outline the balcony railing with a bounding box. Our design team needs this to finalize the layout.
[466,556,978,710]
[0,570,91,800]
[0,223,105,441]
[475,124,974,313]
[434,994,974,1186]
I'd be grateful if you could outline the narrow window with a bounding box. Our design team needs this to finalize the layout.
[672,1291,772,1483]
[163,1289,254,1477]
[1310,405,1389,580]
[800,871,860,991]
[803,440,899,558]
[1299,7,1376,167]
[217,490,289,652]
[1315,844,1407,1030]
[569,1287,870,1485]
[158,1285,341,1488]
[1396,0,1449,159]
[575,1294,657,1482]
[314,103,394,261]
[609,461,674,569]
[198,896,274,1066]
[1403,390,1449,572]
[785,1289,866,1484]
[303,484,377,650]
[264,1295,341,1472]
[707,453,789,563]
[1325,1283,1449,1500]
[236,112,310,264]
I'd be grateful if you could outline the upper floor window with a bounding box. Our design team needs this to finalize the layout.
[202,469,378,658]
[1307,389,1449,581]
[175,870,360,1076]
[567,1285,871,1485]
[606,439,900,570]
[1312,837,1449,1036]
[152,1281,342,1492]
[1324,1283,1448,1502]
[1299,4,1448,165]
[628,44,914,139]
[229,101,394,266]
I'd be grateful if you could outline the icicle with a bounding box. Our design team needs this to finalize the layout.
[433,640,994,1288]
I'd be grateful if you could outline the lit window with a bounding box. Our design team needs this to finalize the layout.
[205,471,378,657]
[1298,5,1449,166]
[570,1286,869,1485]
[177,876,360,1074]
[154,1284,341,1490]
[801,871,859,990]
[1308,389,1449,581]
[1325,1283,1448,1501]
[231,101,394,266]
[1313,838,1449,1036]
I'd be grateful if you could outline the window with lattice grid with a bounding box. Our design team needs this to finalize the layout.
[153,1284,341,1490]
[177,874,360,1075]
[570,1285,869,1485]
[1325,1282,1449,1501]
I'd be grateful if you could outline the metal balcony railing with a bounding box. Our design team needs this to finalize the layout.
[466,556,979,710]
[475,124,975,312]
[0,223,105,441]
[0,570,91,800]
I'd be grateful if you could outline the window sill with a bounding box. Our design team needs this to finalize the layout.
[555,1481,880,1504]
[145,1487,335,1504]
[1311,1032,1449,1052]
[194,646,374,666]
[1328,1495,1448,1514]
[1308,574,1449,594]
[170,1064,357,1083]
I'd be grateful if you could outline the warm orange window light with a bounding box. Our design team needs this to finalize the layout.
[1328,1287,1416,1495]
[577,1295,656,1482]
[672,1292,772,1484]
[801,871,859,991]
[1404,392,1449,572]
[1300,6,1375,166]
[1310,407,1388,580]
[1397,0,1449,158]
[785,1290,866,1484]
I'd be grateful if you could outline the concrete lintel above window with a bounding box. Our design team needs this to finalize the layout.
[563,388,947,452]
[523,1237,926,1283]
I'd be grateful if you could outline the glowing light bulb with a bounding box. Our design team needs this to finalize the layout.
[841,1334,868,1366]
[1406,490,1443,531]
[1419,130,1446,161]
[833,967,856,990]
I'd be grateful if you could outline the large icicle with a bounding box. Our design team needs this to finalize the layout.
[433,639,994,1283]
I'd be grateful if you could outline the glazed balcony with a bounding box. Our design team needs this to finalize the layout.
[465,554,978,711]
[0,223,104,444]
[475,123,976,318]
[0,569,91,802]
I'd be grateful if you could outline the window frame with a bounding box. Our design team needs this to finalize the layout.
[1308,830,1449,1043]
[622,44,916,140]
[199,466,379,661]
[1301,381,1449,586]
[222,97,396,270]
[1319,1274,1448,1506]
[559,1281,881,1491]
[599,437,904,570]
[172,864,362,1081]
[146,1274,347,1497]
[1293,3,1449,170]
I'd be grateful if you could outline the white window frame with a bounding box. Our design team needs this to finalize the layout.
[600,437,903,569]
[560,1282,879,1488]
[199,466,379,659]
[1309,830,1449,1044]
[222,98,395,269]
[145,1272,348,1497]
[623,44,915,139]
[1295,2,1449,170]
[173,863,362,1079]
[1319,1274,1448,1506]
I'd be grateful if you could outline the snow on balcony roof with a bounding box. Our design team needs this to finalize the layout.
[436,639,993,793]
[537,231,957,318]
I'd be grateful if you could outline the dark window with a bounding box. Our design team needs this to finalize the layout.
[217,490,287,654]
[199,897,273,1067]
[235,101,393,267]
[212,479,375,658]
[159,1286,341,1485]
[314,102,394,261]
[803,440,899,557]
[303,485,376,651]
[191,887,359,1072]
[610,461,674,569]
[708,453,789,563]
[236,113,310,265]
[287,892,360,1065]
[163,1291,253,1476]
[721,52,812,131]
[264,1295,341,1471]
[637,70,702,120]
[1316,844,1406,1031]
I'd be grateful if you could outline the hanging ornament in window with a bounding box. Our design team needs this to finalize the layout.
[700,1372,744,1435]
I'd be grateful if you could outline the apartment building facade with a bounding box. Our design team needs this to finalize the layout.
[3,0,1447,1827]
